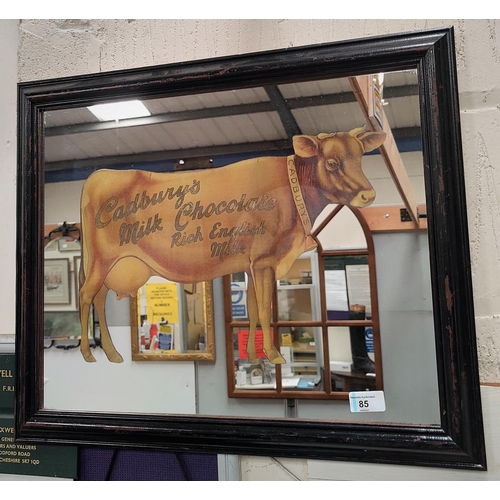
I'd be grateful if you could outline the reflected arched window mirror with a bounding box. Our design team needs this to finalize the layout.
[225,204,381,400]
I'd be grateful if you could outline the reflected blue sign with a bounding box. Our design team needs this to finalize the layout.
[365,327,374,353]
[231,282,246,318]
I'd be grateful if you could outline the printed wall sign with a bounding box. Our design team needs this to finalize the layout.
[0,355,77,478]
[145,282,179,324]
[231,282,247,319]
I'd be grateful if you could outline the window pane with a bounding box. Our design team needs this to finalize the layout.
[316,206,367,250]
[277,288,314,321]
[280,327,323,392]
[278,251,320,322]
[233,327,276,390]
[328,326,376,392]
[324,255,372,318]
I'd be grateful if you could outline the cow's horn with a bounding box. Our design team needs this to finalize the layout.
[317,132,336,140]
[349,125,367,137]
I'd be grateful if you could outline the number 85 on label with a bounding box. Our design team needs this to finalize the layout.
[349,391,386,413]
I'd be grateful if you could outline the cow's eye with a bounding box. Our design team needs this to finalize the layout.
[326,159,341,173]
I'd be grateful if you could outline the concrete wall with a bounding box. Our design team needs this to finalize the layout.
[0,20,17,345]
[3,19,500,480]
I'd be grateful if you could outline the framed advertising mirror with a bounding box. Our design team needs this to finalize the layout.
[16,27,487,469]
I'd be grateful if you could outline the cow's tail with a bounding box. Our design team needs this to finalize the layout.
[77,211,86,342]
[79,239,86,289]
[78,188,88,292]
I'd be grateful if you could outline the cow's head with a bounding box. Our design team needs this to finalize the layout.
[292,127,386,208]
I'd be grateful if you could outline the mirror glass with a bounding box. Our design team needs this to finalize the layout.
[42,68,439,424]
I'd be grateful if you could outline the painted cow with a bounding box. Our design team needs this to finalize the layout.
[78,126,386,364]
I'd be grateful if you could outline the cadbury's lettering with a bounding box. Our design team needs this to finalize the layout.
[95,180,200,229]
[288,166,311,227]
[211,240,246,262]
[171,226,204,248]
[209,221,267,243]
[174,193,277,231]
[119,214,163,246]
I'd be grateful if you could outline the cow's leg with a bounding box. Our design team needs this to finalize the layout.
[94,284,123,363]
[79,270,106,363]
[245,274,259,364]
[79,293,96,363]
[252,267,285,364]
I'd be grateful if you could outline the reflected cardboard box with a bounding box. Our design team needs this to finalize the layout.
[330,360,351,373]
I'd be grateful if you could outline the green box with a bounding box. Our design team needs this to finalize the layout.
[0,354,15,411]
[0,354,78,478]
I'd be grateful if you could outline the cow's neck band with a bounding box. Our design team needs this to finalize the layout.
[287,156,312,235]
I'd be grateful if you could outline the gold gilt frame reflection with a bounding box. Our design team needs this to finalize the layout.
[131,280,215,361]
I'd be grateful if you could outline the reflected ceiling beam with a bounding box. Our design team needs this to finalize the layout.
[264,86,302,136]
[360,204,427,232]
[45,102,275,137]
[349,76,420,226]
[44,139,293,172]
[45,85,419,137]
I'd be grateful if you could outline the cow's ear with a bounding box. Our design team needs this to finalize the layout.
[292,135,319,158]
[356,131,387,153]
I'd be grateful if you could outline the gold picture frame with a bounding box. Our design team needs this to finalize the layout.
[131,280,215,361]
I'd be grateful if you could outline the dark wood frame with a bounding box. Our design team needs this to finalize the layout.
[16,27,487,469]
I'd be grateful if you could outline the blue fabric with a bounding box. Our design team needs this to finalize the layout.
[78,448,218,481]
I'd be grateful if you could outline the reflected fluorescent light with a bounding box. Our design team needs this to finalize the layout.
[87,100,151,121]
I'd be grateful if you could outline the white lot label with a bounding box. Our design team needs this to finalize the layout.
[349,391,386,413]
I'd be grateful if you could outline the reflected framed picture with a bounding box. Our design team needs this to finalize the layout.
[44,310,81,340]
[44,258,70,305]
[58,237,81,252]
[44,310,95,342]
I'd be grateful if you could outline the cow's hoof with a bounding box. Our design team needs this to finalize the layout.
[106,352,124,363]
[247,354,259,364]
[264,349,286,364]
[82,352,96,363]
